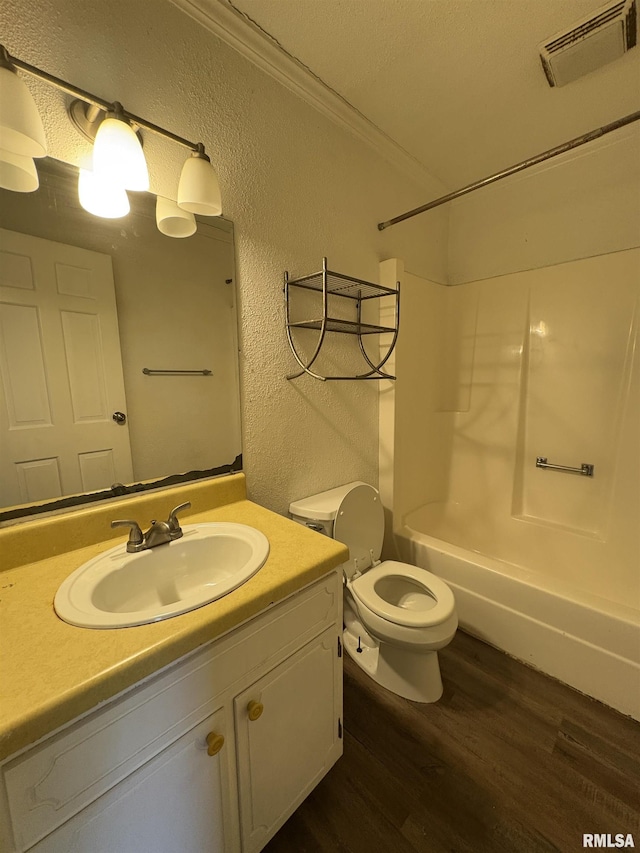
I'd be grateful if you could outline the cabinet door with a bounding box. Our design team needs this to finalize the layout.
[28,708,238,853]
[234,626,342,853]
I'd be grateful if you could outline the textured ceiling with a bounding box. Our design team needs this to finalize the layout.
[227,0,640,188]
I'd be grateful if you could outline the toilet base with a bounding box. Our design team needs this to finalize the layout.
[343,627,444,703]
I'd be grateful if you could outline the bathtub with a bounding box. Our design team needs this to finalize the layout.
[397,517,640,721]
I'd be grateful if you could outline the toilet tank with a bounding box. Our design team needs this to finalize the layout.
[289,482,384,579]
[289,482,367,536]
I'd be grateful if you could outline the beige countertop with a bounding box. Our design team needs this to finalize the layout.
[0,474,348,762]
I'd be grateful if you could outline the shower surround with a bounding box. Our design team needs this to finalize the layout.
[380,250,639,719]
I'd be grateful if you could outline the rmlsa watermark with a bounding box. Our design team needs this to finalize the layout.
[583,835,635,848]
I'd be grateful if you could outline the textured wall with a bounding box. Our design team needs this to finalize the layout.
[1,0,448,514]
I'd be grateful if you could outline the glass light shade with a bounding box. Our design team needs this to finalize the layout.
[78,169,130,219]
[177,153,222,216]
[156,195,197,238]
[0,149,39,192]
[92,115,149,191]
[0,66,47,158]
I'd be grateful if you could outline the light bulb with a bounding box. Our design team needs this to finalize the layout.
[92,109,148,192]
[78,169,130,218]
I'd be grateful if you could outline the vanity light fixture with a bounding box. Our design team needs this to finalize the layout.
[156,195,197,238]
[0,47,47,191]
[69,100,143,216]
[78,168,131,219]
[92,102,149,192]
[178,144,222,216]
[0,148,40,193]
[0,44,223,234]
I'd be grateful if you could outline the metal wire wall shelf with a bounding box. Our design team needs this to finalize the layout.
[285,258,400,381]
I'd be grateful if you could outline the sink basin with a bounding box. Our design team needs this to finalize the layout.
[54,523,270,629]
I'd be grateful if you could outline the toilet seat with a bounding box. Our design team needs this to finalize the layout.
[332,484,384,579]
[350,561,455,629]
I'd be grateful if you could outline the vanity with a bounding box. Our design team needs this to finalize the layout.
[0,72,352,852]
[0,473,348,852]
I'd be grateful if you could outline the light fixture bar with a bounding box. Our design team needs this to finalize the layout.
[1,44,200,153]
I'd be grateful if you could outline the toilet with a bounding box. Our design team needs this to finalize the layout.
[289,482,458,703]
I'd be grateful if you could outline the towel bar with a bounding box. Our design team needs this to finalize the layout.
[536,457,594,477]
[142,368,212,376]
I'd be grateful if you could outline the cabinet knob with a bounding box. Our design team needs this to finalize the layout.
[206,732,225,756]
[247,700,264,721]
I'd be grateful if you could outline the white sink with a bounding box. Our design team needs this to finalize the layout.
[54,523,270,629]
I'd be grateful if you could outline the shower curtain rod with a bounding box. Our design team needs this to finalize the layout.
[377,110,640,231]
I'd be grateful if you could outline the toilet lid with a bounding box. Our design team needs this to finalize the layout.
[334,484,384,580]
[350,561,455,628]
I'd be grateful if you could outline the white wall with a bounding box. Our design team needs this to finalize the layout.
[1,0,448,515]
[447,124,640,284]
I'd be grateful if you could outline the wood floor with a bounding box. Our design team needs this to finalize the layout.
[265,630,640,853]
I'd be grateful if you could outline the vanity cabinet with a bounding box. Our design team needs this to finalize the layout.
[25,710,231,853]
[235,625,340,853]
[0,570,342,853]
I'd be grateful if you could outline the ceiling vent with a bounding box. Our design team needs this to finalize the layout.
[539,0,637,86]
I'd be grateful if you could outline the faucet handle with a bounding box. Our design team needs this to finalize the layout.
[111,519,144,552]
[167,501,191,538]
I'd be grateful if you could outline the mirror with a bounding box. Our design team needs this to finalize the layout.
[0,158,242,522]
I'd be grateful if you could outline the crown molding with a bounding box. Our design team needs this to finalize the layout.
[169,0,445,192]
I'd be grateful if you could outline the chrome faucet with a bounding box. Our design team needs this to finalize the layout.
[111,501,192,553]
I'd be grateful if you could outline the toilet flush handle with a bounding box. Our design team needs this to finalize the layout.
[305,522,324,534]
